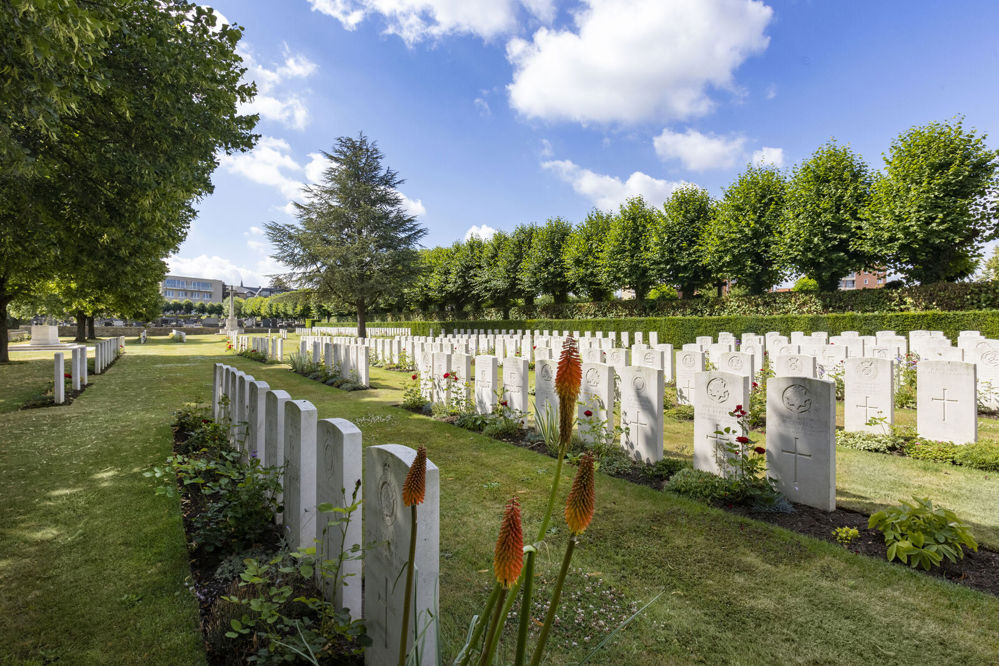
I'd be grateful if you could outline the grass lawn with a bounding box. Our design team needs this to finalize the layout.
[3,334,999,664]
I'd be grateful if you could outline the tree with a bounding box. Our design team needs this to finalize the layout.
[858,118,999,284]
[509,224,537,306]
[266,133,427,337]
[780,141,873,292]
[702,164,787,295]
[980,245,999,281]
[522,217,573,303]
[446,238,484,312]
[563,209,613,301]
[649,186,714,297]
[603,197,657,299]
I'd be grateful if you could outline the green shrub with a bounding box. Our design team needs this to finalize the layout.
[868,497,978,570]
[836,430,903,454]
[953,441,999,471]
[666,405,695,421]
[792,277,819,293]
[904,439,959,464]
[666,468,733,504]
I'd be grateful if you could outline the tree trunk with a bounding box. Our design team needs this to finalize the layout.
[356,300,367,339]
[0,294,10,364]
[87,316,96,340]
[75,310,87,342]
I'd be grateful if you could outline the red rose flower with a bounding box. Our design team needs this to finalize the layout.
[584,409,593,417]
[754,446,766,455]
[64,373,72,378]
[736,436,750,444]
[411,374,417,380]
[443,372,450,379]
[500,400,508,407]
[752,382,759,388]
[735,404,743,411]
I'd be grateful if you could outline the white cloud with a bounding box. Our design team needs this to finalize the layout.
[239,44,317,130]
[247,226,264,236]
[221,136,305,200]
[168,254,285,287]
[653,128,746,171]
[474,97,491,117]
[307,0,531,45]
[464,224,497,241]
[520,0,556,22]
[400,194,426,217]
[540,138,553,157]
[765,83,777,100]
[506,0,772,124]
[542,159,689,209]
[303,152,327,185]
[751,146,784,167]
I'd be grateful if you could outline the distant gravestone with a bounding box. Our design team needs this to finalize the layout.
[474,355,498,415]
[635,347,666,373]
[655,343,675,382]
[534,358,559,422]
[675,349,705,406]
[766,377,836,511]
[364,445,439,666]
[213,363,225,420]
[719,351,754,379]
[284,399,319,549]
[620,366,664,464]
[773,354,816,379]
[316,418,363,618]
[503,356,529,416]
[53,352,65,405]
[582,347,604,364]
[432,352,452,405]
[693,370,750,476]
[578,363,614,443]
[917,360,977,444]
[844,358,893,434]
[452,352,472,405]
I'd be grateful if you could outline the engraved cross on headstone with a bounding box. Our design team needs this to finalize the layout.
[780,436,811,483]
[679,378,695,402]
[623,408,649,447]
[856,395,877,423]
[932,387,959,422]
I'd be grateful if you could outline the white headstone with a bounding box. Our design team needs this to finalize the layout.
[917,361,977,444]
[247,380,271,460]
[693,371,750,476]
[578,363,614,443]
[766,377,836,511]
[620,366,664,464]
[773,354,817,378]
[53,352,65,404]
[503,357,529,416]
[675,350,705,406]
[719,351,754,379]
[364,445,439,666]
[843,358,894,434]
[534,358,559,422]
[474,355,498,415]
[284,400,319,549]
[264,390,292,483]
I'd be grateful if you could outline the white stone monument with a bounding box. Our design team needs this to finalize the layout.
[917,360,977,444]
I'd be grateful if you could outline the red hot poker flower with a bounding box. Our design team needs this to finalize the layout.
[565,452,596,535]
[402,446,427,507]
[493,496,523,588]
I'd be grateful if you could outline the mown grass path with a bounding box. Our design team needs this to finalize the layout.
[2,335,999,664]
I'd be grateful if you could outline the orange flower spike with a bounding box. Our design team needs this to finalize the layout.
[402,446,427,506]
[493,496,524,588]
[565,452,596,535]
[554,336,582,406]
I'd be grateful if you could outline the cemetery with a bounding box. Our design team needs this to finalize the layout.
[6,1,999,664]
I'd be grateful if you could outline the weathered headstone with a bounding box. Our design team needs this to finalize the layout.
[578,363,614,443]
[719,351,754,379]
[917,361,977,444]
[773,354,816,378]
[693,371,750,476]
[284,400,319,549]
[316,418,363,618]
[534,358,559,422]
[620,366,664,463]
[844,358,893,433]
[474,355,498,414]
[766,377,836,511]
[675,349,705,406]
[503,356,529,416]
[364,445,439,666]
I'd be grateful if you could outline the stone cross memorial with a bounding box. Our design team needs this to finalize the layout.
[843,357,893,434]
[917,360,977,444]
[619,366,664,464]
[693,371,750,476]
[675,350,705,406]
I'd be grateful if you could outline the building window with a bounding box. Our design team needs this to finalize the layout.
[864,278,869,285]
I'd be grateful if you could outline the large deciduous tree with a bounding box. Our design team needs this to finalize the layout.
[858,118,999,284]
[603,197,657,300]
[522,217,573,304]
[649,186,714,298]
[780,141,873,291]
[563,209,613,301]
[702,164,787,295]
[266,134,427,338]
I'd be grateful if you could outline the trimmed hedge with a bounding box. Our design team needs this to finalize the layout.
[423,310,999,347]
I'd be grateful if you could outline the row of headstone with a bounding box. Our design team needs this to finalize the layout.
[231,333,285,362]
[52,346,88,404]
[214,363,439,665]
[94,337,123,374]
[297,326,413,337]
[297,338,371,386]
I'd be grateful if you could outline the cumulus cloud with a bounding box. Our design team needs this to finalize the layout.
[464,224,497,241]
[168,254,285,287]
[474,97,492,117]
[400,194,426,217]
[239,44,317,130]
[303,152,327,185]
[653,128,747,171]
[307,0,535,45]
[540,138,553,157]
[506,0,772,124]
[542,159,689,210]
[751,146,784,167]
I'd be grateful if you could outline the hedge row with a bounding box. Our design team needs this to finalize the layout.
[354,281,999,322]
[318,310,999,346]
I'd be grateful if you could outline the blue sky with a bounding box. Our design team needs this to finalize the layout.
[169,0,999,286]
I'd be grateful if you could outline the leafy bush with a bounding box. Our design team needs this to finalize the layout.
[792,277,819,293]
[836,430,903,454]
[904,439,959,464]
[237,348,268,363]
[666,468,735,504]
[833,526,860,547]
[868,497,978,570]
[953,441,999,471]
[665,405,694,421]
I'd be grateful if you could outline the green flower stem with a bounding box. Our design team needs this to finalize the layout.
[528,535,578,666]
[458,582,501,666]
[478,587,508,666]
[398,505,418,666]
[514,451,566,666]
